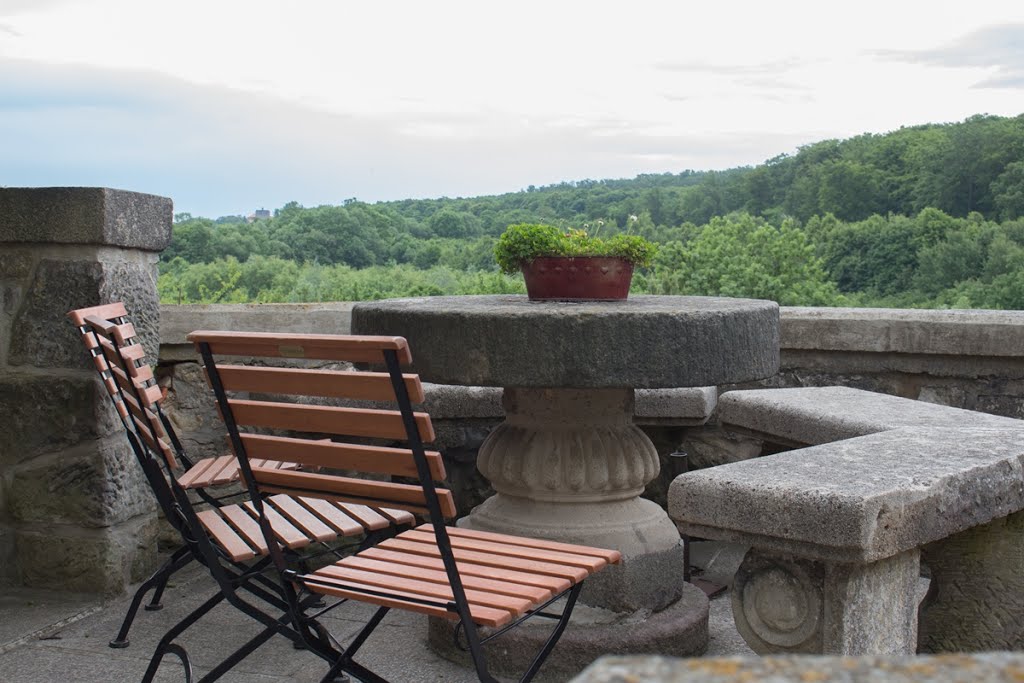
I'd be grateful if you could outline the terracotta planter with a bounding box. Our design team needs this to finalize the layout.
[521,256,634,301]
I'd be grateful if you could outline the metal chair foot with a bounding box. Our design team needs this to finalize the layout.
[109,638,130,649]
[144,602,164,612]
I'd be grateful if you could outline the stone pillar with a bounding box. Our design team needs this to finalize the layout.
[0,187,172,594]
[919,509,1024,652]
[731,548,920,655]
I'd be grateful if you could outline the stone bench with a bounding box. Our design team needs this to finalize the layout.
[669,425,1024,656]
[717,385,1024,448]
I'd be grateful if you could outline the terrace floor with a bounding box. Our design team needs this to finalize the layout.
[0,544,751,682]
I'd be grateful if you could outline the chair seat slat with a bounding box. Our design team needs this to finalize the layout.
[418,524,623,564]
[268,494,336,542]
[379,537,589,583]
[401,530,608,572]
[303,574,514,628]
[176,456,221,488]
[242,501,311,550]
[219,505,270,554]
[357,547,572,593]
[314,565,534,615]
[336,556,553,603]
[298,497,365,535]
[197,509,256,562]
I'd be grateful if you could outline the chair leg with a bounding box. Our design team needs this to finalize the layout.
[110,546,193,648]
[519,583,583,683]
[141,592,225,683]
[317,606,390,683]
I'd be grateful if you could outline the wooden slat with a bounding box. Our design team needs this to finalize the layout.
[314,565,533,614]
[97,336,145,370]
[250,467,456,519]
[335,503,391,530]
[68,302,128,327]
[377,507,417,526]
[336,556,552,603]
[358,547,572,593]
[303,573,513,628]
[268,495,336,542]
[130,415,178,470]
[378,537,588,583]
[298,497,365,536]
[401,530,607,572]
[187,331,413,365]
[196,509,256,562]
[421,525,622,564]
[212,366,426,403]
[219,505,269,554]
[242,501,311,550]
[228,400,435,443]
[176,456,220,489]
[239,434,445,480]
[207,456,241,486]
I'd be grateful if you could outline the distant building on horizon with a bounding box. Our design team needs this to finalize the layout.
[246,208,271,223]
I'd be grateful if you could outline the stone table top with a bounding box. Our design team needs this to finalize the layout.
[351,295,780,388]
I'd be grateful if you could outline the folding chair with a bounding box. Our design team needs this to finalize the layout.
[68,303,414,650]
[175,330,621,682]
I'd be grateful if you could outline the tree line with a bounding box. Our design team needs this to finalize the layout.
[161,113,1024,309]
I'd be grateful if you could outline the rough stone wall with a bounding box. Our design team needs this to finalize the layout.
[0,187,171,593]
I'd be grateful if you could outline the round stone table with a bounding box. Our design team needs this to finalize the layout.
[351,294,780,674]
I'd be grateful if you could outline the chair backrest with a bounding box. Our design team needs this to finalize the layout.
[68,302,179,470]
[187,331,455,522]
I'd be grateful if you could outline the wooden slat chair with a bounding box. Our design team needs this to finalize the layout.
[68,303,415,650]
[154,330,621,683]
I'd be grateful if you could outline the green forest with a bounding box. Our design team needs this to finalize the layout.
[160,113,1024,309]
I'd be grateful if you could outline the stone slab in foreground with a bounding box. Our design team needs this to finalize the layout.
[571,654,1024,682]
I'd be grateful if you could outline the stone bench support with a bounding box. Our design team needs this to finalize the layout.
[670,427,1024,656]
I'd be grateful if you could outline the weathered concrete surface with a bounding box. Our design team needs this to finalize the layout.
[0,187,172,251]
[718,386,1024,447]
[572,653,1024,682]
[669,427,1024,564]
[782,306,1024,357]
[635,386,717,425]
[351,295,780,388]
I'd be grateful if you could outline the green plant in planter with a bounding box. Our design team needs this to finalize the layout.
[494,223,658,274]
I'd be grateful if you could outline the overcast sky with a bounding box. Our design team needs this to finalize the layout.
[2,0,1022,218]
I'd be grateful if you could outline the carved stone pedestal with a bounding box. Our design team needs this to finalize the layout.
[732,548,920,655]
[465,387,685,611]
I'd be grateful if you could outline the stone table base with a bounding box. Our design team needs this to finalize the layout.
[428,582,709,681]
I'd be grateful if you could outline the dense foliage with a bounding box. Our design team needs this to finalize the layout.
[161,113,1024,309]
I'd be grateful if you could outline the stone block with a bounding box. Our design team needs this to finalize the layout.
[159,302,354,346]
[670,427,1024,564]
[352,295,780,388]
[15,515,158,595]
[0,373,120,467]
[8,437,154,527]
[0,187,172,251]
[718,386,1024,446]
[570,653,1024,682]
[159,361,229,460]
[0,525,15,585]
[7,257,160,370]
[420,383,503,419]
[635,387,717,425]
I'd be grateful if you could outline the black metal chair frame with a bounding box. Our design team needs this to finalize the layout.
[142,337,589,683]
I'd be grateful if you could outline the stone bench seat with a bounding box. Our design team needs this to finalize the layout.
[717,385,1024,447]
[669,425,1024,656]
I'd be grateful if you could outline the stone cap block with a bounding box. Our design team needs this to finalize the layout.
[669,426,1024,563]
[719,386,1024,446]
[0,187,171,251]
[635,387,717,425]
[782,306,1024,357]
[352,295,779,388]
[572,653,1024,682]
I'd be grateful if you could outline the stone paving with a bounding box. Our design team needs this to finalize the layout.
[0,557,750,683]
